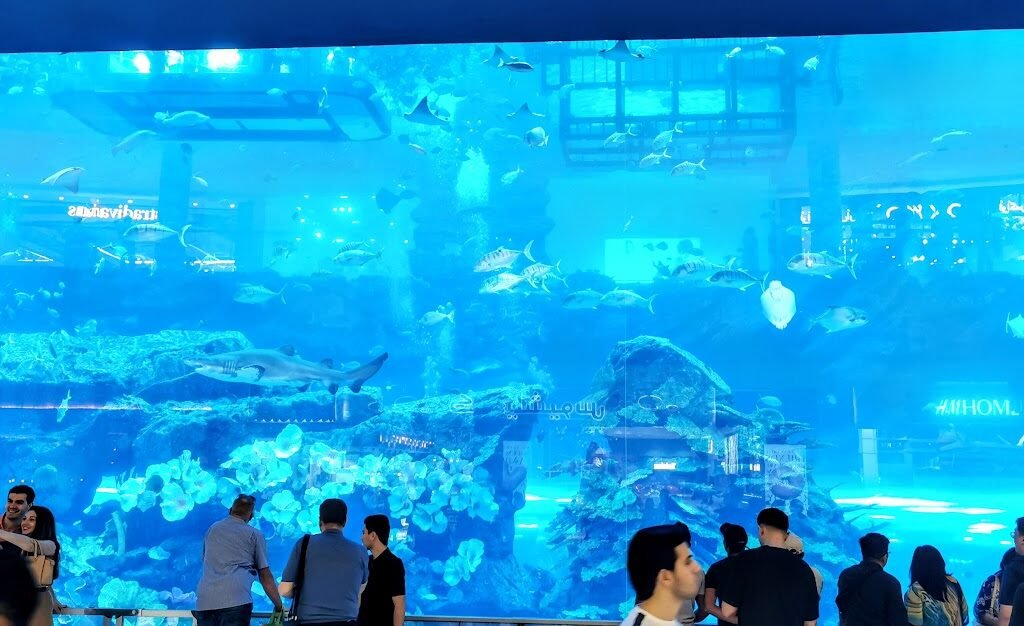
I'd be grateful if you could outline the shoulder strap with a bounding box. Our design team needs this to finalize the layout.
[632,611,645,626]
[289,535,311,616]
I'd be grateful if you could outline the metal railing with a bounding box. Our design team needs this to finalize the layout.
[56,609,618,626]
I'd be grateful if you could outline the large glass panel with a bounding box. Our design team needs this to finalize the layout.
[0,31,1020,625]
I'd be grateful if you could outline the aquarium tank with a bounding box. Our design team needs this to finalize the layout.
[1,29,1023,625]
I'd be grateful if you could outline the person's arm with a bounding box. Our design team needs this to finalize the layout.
[721,601,739,622]
[392,596,405,626]
[693,593,709,624]
[0,530,55,556]
[997,605,1011,626]
[801,565,820,626]
[278,540,301,601]
[258,568,284,611]
[703,588,737,624]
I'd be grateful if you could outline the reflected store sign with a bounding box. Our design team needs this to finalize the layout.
[67,205,158,221]
[933,398,1020,417]
[881,202,960,220]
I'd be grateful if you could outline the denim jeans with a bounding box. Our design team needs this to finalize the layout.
[193,603,253,626]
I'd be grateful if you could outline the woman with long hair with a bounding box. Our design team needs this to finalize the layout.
[905,545,969,626]
[0,505,60,626]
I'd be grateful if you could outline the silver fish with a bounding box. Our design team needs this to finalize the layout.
[786,252,858,279]
[474,241,535,272]
[600,289,657,314]
[234,284,287,305]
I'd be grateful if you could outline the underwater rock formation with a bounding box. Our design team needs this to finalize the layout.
[547,335,860,621]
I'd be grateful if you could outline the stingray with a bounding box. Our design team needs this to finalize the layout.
[404,96,449,127]
[482,45,512,67]
[506,103,545,120]
[598,39,644,62]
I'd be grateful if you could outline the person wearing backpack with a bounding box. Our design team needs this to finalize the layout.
[835,533,907,626]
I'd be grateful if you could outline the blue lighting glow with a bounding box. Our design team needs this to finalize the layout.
[132,53,151,74]
[206,49,241,71]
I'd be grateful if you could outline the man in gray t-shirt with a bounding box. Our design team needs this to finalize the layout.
[195,495,283,626]
[280,499,369,625]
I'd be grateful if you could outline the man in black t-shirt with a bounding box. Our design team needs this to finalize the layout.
[718,508,819,626]
[358,515,406,626]
[1001,517,1024,626]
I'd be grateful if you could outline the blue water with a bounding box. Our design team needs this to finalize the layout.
[1,31,1024,626]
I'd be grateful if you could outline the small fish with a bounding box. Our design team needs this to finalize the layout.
[497,59,534,72]
[480,272,527,294]
[521,261,565,290]
[811,306,869,334]
[123,223,191,246]
[112,130,159,156]
[803,56,820,71]
[474,241,535,272]
[670,159,706,176]
[192,175,209,188]
[56,390,71,423]
[524,127,549,147]
[404,96,449,127]
[707,269,763,291]
[931,130,971,144]
[639,150,671,169]
[651,123,685,152]
[643,242,669,252]
[786,251,857,279]
[760,280,796,330]
[765,44,786,56]
[1008,314,1024,339]
[562,289,603,309]
[501,166,525,185]
[623,215,634,232]
[599,40,643,62]
[41,167,84,193]
[419,310,455,326]
[334,249,382,266]
[600,289,657,314]
[898,151,931,167]
[672,257,734,280]
[267,88,286,97]
[725,46,743,59]
[155,110,211,127]
[234,283,287,305]
[6,85,24,95]
[604,127,638,147]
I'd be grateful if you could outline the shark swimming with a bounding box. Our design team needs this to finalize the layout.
[184,346,388,394]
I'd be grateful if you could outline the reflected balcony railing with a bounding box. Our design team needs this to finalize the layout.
[56,609,618,626]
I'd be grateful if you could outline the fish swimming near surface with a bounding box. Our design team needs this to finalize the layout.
[41,167,84,193]
[474,241,535,272]
[803,55,820,71]
[760,280,796,330]
[334,248,382,266]
[184,346,388,395]
[404,97,449,127]
[599,40,644,62]
[786,251,857,279]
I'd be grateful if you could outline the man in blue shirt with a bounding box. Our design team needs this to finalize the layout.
[280,499,368,626]
[195,495,284,626]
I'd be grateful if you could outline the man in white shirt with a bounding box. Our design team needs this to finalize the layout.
[620,522,704,626]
